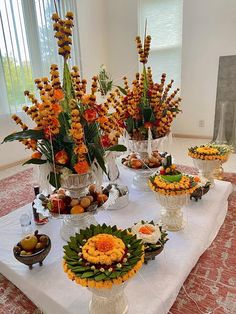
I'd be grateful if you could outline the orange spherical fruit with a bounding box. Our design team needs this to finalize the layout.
[70,205,85,214]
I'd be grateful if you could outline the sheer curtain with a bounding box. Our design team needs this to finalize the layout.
[139,0,183,89]
[0,0,81,114]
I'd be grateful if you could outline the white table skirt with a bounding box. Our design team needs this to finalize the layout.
[0,167,232,314]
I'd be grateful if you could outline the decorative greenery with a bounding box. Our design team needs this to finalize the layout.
[97,65,113,96]
[63,224,144,289]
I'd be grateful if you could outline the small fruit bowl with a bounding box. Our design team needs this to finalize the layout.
[13,230,51,269]
[190,182,211,201]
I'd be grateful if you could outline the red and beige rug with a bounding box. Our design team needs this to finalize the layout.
[0,167,235,314]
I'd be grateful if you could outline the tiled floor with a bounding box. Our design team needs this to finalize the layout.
[0,137,235,180]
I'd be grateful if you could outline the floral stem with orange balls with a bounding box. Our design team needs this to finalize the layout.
[3,10,126,188]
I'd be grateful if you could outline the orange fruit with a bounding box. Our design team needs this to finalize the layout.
[70,205,85,214]
[97,194,108,204]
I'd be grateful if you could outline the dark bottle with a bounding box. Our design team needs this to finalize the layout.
[32,185,48,225]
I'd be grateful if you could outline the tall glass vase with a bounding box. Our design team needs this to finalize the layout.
[229,105,236,152]
[215,102,228,144]
[89,284,128,314]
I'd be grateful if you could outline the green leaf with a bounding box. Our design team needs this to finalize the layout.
[126,117,134,133]
[142,107,152,122]
[94,273,107,281]
[2,129,44,143]
[106,144,127,152]
[62,61,75,112]
[92,145,107,174]
[48,171,61,189]
[81,271,95,278]
[115,85,127,95]
[22,159,47,165]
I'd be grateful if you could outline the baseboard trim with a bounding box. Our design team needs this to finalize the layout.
[0,158,28,171]
[173,133,212,140]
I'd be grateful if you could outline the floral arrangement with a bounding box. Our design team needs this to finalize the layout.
[188,144,232,161]
[63,224,144,289]
[97,65,113,96]
[105,34,181,140]
[149,155,199,195]
[131,221,168,259]
[3,11,125,187]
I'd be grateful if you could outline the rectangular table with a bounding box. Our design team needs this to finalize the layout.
[0,170,232,314]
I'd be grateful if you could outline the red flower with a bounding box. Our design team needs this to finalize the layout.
[147,89,152,97]
[83,109,97,122]
[101,135,111,148]
[117,120,125,128]
[44,127,53,139]
[55,150,69,165]
[144,122,153,129]
[74,160,90,174]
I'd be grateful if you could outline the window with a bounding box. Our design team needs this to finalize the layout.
[0,0,80,114]
[139,0,183,89]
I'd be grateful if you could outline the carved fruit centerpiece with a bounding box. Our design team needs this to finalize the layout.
[149,155,199,231]
[63,224,144,314]
[131,221,168,263]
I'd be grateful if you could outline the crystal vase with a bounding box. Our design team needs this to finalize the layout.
[215,102,228,144]
[60,172,95,198]
[89,284,128,314]
[193,158,221,187]
[229,105,236,152]
[155,193,189,231]
[128,136,168,157]
[60,213,97,242]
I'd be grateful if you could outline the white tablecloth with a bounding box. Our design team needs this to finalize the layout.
[0,168,232,314]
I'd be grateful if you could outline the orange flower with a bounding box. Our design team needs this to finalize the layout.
[54,89,64,100]
[97,116,108,124]
[194,176,200,182]
[139,225,155,235]
[81,94,91,105]
[83,109,97,122]
[31,151,42,159]
[74,160,89,174]
[52,103,62,114]
[51,117,60,127]
[55,150,69,164]
[95,237,115,252]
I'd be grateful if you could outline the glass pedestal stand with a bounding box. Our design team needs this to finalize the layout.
[60,213,97,242]
[89,284,128,314]
[193,159,221,188]
[155,193,188,231]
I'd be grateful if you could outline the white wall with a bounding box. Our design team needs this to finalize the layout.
[105,0,139,85]
[173,0,236,137]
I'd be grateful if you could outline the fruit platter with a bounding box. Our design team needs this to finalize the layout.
[121,151,165,170]
[13,230,51,269]
[120,151,166,191]
[34,184,113,218]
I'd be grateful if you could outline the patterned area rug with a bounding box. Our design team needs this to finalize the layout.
[0,167,235,314]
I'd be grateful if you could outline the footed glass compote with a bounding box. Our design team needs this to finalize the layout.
[89,284,128,314]
[155,193,189,231]
[193,159,221,187]
[188,144,230,188]
[149,155,198,231]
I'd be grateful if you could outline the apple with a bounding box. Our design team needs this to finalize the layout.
[50,194,66,214]
[20,234,38,251]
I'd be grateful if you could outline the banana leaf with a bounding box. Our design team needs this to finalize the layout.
[106,144,127,152]
[23,159,47,165]
[2,129,44,143]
